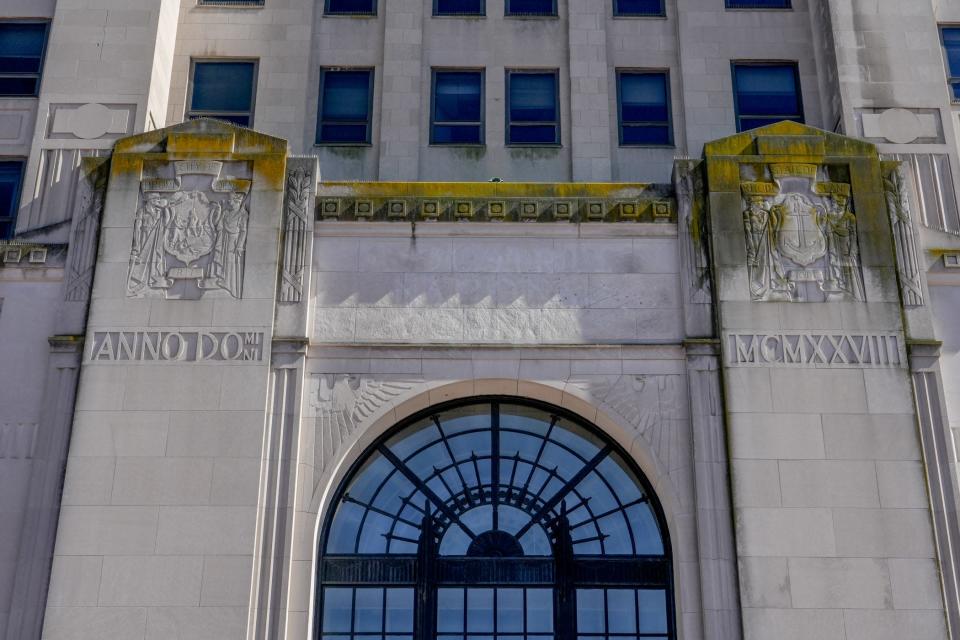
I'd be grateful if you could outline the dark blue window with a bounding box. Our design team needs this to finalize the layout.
[317,69,374,144]
[617,71,672,146]
[732,62,803,132]
[506,71,559,145]
[436,0,484,16]
[506,0,556,16]
[0,161,24,240]
[614,0,665,16]
[188,60,257,126]
[432,71,483,145]
[942,27,960,101]
[317,400,675,640]
[326,0,376,14]
[726,0,790,7]
[0,22,49,96]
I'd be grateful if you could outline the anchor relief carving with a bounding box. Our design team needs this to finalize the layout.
[741,164,865,302]
[127,160,252,299]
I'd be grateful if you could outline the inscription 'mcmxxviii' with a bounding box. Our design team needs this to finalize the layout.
[726,332,902,367]
[88,330,264,363]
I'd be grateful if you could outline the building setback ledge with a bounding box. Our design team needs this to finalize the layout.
[315,181,675,223]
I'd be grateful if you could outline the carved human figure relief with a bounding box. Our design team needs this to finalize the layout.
[741,164,865,302]
[127,160,251,300]
[883,163,924,306]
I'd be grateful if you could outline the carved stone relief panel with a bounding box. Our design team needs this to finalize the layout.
[126,160,252,300]
[279,160,314,303]
[882,162,924,307]
[47,103,136,141]
[741,163,865,303]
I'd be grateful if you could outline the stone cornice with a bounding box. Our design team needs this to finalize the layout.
[316,181,675,223]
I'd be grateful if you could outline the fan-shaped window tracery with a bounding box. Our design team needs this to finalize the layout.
[317,399,674,640]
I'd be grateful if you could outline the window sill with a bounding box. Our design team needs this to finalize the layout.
[611,13,667,19]
[429,143,486,148]
[315,142,373,147]
[505,143,562,148]
[618,144,675,149]
[504,13,559,19]
[323,12,378,18]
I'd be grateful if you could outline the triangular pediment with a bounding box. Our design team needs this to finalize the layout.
[704,120,876,158]
[113,117,287,156]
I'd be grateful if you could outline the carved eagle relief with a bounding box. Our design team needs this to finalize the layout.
[310,375,419,497]
[570,374,686,476]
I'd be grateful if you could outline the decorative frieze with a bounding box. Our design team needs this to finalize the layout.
[126,160,252,300]
[725,331,903,367]
[882,163,924,306]
[87,329,265,363]
[315,182,675,223]
[741,164,865,302]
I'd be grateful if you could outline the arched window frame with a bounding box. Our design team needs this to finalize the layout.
[315,397,677,640]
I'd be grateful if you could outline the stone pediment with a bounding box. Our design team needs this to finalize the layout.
[703,120,877,159]
[113,117,287,156]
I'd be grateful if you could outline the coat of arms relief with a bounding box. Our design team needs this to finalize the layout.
[127,160,252,300]
[741,163,865,302]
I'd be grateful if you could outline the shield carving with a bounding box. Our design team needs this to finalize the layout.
[775,193,826,266]
[162,191,218,264]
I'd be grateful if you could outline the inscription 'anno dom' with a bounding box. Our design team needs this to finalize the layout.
[727,332,902,367]
[88,330,264,363]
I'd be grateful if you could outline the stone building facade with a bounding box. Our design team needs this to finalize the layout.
[0,2,959,640]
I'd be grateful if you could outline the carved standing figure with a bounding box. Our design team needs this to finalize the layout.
[821,194,865,301]
[127,192,173,294]
[210,190,249,298]
[743,196,790,300]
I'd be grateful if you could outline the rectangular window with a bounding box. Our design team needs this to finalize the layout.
[0,21,49,97]
[187,60,257,126]
[942,27,960,101]
[731,62,803,132]
[431,70,483,145]
[613,0,665,16]
[436,0,484,16]
[0,161,24,240]
[506,70,559,145]
[317,69,374,144]
[725,0,790,8]
[505,0,556,16]
[326,0,377,15]
[617,70,672,146]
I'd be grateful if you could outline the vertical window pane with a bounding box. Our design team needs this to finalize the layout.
[323,588,354,633]
[496,589,523,632]
[620,73,668,123]
[607,590,636,634]
[0,161,22,240]
[637,590,668,634]
[526,589,553,633]
[435,72,482,122]
[385,589,414,632]
[355,588,384,632]
[733,63,803,132]
[318,69,373,144]
[0,22,47,97]
[467,589,494,632]
[191,61,255,112]
[438,589,465,633]
[510,74,556,122]
[576,590,604,633]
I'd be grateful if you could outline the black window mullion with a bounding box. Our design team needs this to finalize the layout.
[492,402,500,531]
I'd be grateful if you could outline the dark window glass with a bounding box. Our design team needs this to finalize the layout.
[0,161,24,240]
[618,71,671,146]
[188,61,257,126]
[0,22,48,96]
[432,71,483,145]
[507,72,559,145]
[506,0,555,16]
[317,69,373,144]
[942,27,960,101]
[317,400,674,640]
[726,0,790,7]
[326,0,377,14]
[613,0,664,16]
[732,62,803,132]
[436,0,484,15]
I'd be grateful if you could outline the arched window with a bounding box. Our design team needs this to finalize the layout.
[316,399,674,640]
